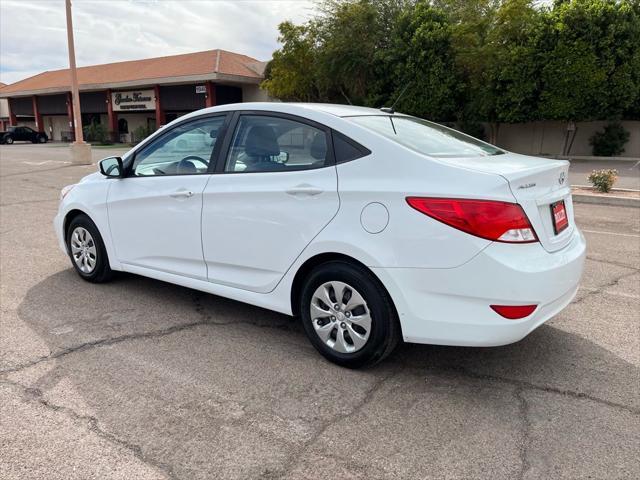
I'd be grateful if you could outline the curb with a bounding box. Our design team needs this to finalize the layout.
[572,193,640,208]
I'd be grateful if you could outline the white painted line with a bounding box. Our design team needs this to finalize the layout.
[582,229,640,238]
[604,291,640,300]
[579,287,640,300]
[23,160,71,166]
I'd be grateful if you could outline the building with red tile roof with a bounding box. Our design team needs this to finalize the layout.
[0,49,270,141]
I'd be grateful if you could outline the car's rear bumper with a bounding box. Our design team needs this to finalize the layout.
[372,228,586,346]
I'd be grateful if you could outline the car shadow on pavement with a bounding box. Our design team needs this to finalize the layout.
[8,268,638,478]
[14,268,639,409]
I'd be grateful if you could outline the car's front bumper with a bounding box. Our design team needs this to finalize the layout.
[373,228,586,346]
[53,211,67,254]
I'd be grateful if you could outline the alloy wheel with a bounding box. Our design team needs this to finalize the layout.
[70,226,97,273]
[310,281,372,354]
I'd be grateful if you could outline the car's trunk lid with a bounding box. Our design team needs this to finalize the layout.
[438,153,573,252]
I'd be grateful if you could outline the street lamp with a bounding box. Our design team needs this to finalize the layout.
[65,0,92,164]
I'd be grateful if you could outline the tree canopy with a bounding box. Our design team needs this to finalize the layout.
[262,0,640,124]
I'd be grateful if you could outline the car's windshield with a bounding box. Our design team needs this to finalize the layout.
[346,115,504,157]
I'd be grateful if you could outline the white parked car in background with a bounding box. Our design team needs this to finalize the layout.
[55,103,586,367]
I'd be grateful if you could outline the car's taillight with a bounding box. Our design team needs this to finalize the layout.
[406,197,538,243]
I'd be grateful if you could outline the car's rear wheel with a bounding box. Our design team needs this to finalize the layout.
[299,261,400,368]
[66,214,113,283]
[38,135,47,143]
[5,136,13,144]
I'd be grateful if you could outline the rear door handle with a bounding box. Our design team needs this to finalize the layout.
[286,185,323,196]
[170,190,194,198]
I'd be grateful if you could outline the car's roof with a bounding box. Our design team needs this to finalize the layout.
[198,102,390,118]
[292,103,387,117]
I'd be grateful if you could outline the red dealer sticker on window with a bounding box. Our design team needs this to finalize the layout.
[551,200,569,234]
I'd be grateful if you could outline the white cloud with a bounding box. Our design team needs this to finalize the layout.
[0,0,316,84]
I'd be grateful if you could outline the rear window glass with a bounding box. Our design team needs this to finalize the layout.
[347,115,504,157]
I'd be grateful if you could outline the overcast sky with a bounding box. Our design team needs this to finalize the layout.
[0,0,316,85]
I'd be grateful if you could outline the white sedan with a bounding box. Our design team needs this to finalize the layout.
[55,103,586,368]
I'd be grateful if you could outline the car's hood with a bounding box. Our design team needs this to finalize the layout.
[79,171,104,184]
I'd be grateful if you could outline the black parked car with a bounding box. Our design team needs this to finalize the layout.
[0,126,48,144]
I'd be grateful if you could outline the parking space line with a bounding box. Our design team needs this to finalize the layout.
[582,229,640,238]
[579,287,639,300]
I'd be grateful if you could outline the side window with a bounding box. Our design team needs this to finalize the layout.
[225,115,329,173]
[333,131,371,163]
[132,116,225,176]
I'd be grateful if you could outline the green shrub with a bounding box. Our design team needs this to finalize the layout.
[588,169,618,193]
[589,123,630,156]
[83,122,110,145]
[132,125,154,144]
[458,120,486,141]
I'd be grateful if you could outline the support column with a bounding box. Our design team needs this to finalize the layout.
[32,96,43,131]
[66,92,75,140]
[8,99,17,126]
[154,85,164,128]
[106,89,117,141]
[205,81,216,108]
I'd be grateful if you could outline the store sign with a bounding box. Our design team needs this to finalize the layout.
[195,85,206,94]
[112,90,155,111]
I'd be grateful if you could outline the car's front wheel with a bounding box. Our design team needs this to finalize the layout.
[300,261,400,368]
[5,136,13,144]
[66,214,113,283]
[38,135,47,143]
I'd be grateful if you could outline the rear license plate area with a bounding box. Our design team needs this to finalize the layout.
[551,200,569,234]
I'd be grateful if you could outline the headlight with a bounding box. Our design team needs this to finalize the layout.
[60,184,76,200]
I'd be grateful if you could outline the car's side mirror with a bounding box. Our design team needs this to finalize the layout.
[99,156,124,178]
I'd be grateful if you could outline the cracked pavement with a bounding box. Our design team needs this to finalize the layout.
[1,144,639,479]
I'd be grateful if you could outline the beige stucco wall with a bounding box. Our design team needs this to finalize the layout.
[0,98,8,119]
[242,84,276,103]
[495,121,640,157]
[42,115,70,141]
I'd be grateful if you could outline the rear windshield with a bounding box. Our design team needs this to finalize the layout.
[346,115,504,157]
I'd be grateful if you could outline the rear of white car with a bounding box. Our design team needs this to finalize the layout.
[338,113,586,346]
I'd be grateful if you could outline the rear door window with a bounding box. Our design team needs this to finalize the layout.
[332,131,370,164]
[225,115,330,173]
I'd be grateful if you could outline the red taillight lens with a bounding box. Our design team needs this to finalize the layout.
[406,197,538,243]
[490,304,537,319]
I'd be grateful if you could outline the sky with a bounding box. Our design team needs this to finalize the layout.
[0,0,316,85]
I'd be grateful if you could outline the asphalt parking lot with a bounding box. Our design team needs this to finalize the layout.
[1,144,638,480]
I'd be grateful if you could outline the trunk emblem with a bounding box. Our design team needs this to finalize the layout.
[518,183,536,189]
[559,172,566,185]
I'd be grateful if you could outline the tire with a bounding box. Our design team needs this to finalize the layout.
[66,214,113,283]
[38,135,47,143]
[5,136,13,145]
[299,261,400,368]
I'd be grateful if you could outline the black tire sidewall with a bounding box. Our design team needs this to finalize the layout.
[6,136,13,144]
[300,261,396,368]
[66,215,111,282]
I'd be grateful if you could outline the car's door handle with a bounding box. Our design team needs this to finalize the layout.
[285,185,323,196]
[170,190,194,198]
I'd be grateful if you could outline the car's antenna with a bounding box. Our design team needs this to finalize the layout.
[380,82,410,114]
